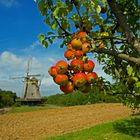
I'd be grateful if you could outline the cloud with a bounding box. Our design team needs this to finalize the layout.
[0,0,20,8]
[0,51,22,65]
[41,77,61,96]
[0,51,28,76]
[48,57,57,63]
[0,51,42,73]
[29,40,40,50]
[23,40,41,54]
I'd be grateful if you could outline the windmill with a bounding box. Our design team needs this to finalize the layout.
[10,58,42,105]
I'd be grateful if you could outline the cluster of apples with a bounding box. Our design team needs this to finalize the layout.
[48,31,98,94]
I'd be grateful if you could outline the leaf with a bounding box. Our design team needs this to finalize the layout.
[42,40,48,48]
[114,68,120,78]
[101,0,107,2]
[39,33,45,43]
[135,82,140,88]
[138,74,140,78]
[51,22,57,30]
[47,32,54,35]
[127,66,133,76]
[58,27,62,35]
[45,17,51,26]
[38,0,46,16]
[131,77,138,82]
[48,38,53,44]
[60,43,64,48]
[53,7,59,19]
[96,5,101,14]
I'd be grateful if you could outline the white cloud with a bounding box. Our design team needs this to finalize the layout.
[0,51,27,76]
[30,57,42,70]
[27,40,40,51]
[22,40,41,54]
[48,57,57,63]
[29,40,40,49]
[1,51,22,65]
[41,77,61,96]
[0,0,20,8]
[41,77,54,87]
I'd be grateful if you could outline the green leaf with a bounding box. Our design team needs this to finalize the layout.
[131,77,138,82]
[135,82,140,88]
[53,7,59,19]
[45,17,51,26]
[127,66,133,76]
[38,0,46,16]
[39,33,45,43]
[42,40,48,48]
[60,43,64,48]
[138,74,140,78]
[58,27,62,35]
[47,32,54,35]
[96,5,101,14]
[48,38,53,44]
[51,22,57,30]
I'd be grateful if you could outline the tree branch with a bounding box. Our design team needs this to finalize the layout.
[107,0,140,54]
[118,54,140,64]
[92,48,140,65]
[47,2,70,35]
[45,34,71,39]
[71,0,82,21]
[89,36,127,41]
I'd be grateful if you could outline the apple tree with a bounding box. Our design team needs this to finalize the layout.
[36,0,140,110]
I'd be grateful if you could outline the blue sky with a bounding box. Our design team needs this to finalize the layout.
[0,0,111,97]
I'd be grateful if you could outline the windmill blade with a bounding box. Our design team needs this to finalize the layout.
[38,79,41,87]
[28,74,41,77]
[26,58,32,76]
[9,76,25,79]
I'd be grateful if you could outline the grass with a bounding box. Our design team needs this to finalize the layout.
[8,104,62,113]
[45,115,140,140]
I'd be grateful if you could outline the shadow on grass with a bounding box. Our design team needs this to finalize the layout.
[113,117,140,138]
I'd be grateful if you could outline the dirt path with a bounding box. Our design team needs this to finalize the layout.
[0,103,131,140]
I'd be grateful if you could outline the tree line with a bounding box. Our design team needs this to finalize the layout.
[0,89,17,108]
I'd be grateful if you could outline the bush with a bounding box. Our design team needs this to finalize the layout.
[0,89,17,108]
[44,89,119,107]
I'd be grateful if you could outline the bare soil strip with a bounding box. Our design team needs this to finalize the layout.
[0,103,131,140]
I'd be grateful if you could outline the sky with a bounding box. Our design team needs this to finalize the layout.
[0,0,111,97]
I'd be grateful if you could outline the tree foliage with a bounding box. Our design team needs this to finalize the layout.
[36,0,140,109]
[43,84,119,107]
[0,89,17,108]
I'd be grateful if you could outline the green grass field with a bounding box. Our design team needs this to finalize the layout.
[8,104,62,113]
[45,115,140,140]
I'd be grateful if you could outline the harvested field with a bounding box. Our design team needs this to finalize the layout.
[0,103,131,140]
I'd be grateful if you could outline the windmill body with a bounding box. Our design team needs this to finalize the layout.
[23,76,41,100]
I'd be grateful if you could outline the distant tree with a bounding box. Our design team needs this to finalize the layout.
[37,0,140,110]
[0,89,17,108]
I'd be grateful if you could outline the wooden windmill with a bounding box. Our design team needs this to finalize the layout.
[11,59,42,105]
